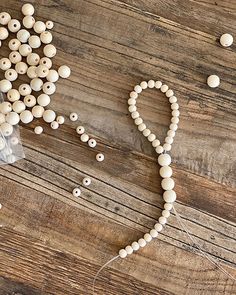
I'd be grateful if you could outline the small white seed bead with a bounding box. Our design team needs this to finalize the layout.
[119,249,127,258]
[131,111,139,119]
[163,190,176,203]
[19,84,31,96]
[165,89,174,98]
[33,21,46,34]
[88,138,97,148]
[46,21,54,30]
[22,3,35,16]
[134,85,142,93]
[140,81,148,89]
[27,66,37,79]
[83,177,91,186]
[171,117,179,124]
[20,110,33,124]
[125,245,133,255]
[158,153,171,166]
[172,110,180,117]
[131,241,140,251]
[16,29,30,43]
[72,187,81,197]
[32,105,44,118]
[36,65,49,78]
[70,112,78,121]
[152,139,160,148]
[167,130,175,137]
[138,238,146,247]
[171,103,179,110]
[40,57,52,69]
[34,126,43,135]
[220,33,233,47]
[134,117,143,125]
[165,136,173,144]
[0,101,12,114]
[207,75,220,88]
[128,105,136,112]
[96,153,104,162]
[43,109,56,123]
[150,229,158,238]
[27,52,40,65]
[147,133,156,142]
[155,81,162,89]
[138,123,146,132]
[30,78,43,92]
[170,123,178,131]
[51,121,59,130]
[154,223,163,232]
[8,19,21,33]
[159,216,167,225]
[130,91,138,99]
[155,145,164,154]
[160,84,168,93]
[0,122,13,136]
[76,126,85,135]
[169,96,177,103]
[19,44,32,56]
[164,203,173,211]
[81,133,89,142]
[162,209,170,218]
[56,116,65,125]
[143,128,151,137]
[159,166,172,178]
[144,233,152,242]
[46,69,59,82]
[148,80,155,88]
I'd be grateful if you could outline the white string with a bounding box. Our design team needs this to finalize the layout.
[173,205,236,282]
[92,255,120,294]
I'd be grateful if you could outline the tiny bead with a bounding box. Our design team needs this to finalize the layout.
[0,27,9,40]
[152,139,160,148]
[125,245,133,255]
[16,29,30,43]
[144,233,152,242]
[171,103,179,110]
[131,241,140,251]
[147,133,156,142]
[128,98,136,105]
[0,58,11,70]
[159,216,167,225]
[165,136,173,144]
[72,187,81,197]
[169,96,177,103]
[51,121,59,130]
[163,190,176,203]
[160,84,168,93]
[31,78,43,92]
[20,110,33,124]
[34,126,43,135]
[138,123,146,132]
[88,138,97,148]
[220,33,233,47]
[131,111,139,119]
[8,19,21,33]
[172,110,180,117]
[37,94,50,107]
[27,66,37,79]
[171,117,179,124]
[138,238,146,247]
[12,101,25,113]
[119,249,127,258]
[158,153,171,166]
[11,137,19,145]
[154,223,163,232]
[0,12,11,25]
[23,15,35,29]
[70,112,78,121]
[165,89,174,98]
[9,51,22,64]
[0,79,12,93]
[76,126,85,135]
[134,85,142,93]
[40,31,53,44]
[147,80,155,88]
[164,203,173,211]
[155,145,164,154]
[43,109,56,123]
[43,82,56,95]
[155,81,162,89]
[140,81,148,89]
[128,105,136,112]
[130,91,138,99]
[159,166,172,178]
[134,117,143,125]
[143,128,151,137]
[163,143,171,151]
[162,209,170,218]
[33,21,46,34]
[58,65,71,78]
[150,229,158,238]
[43,44,57,58]
[170,123,178,131]
[167,130,175,137]
[22,3,35,16]
[96,153,104,162]
[24,95,36,107]
[56,116,65,125]
[161,177,175,190]
[46,21,54,30]
[83,177,91,186]
[19,84,31,96]
[207,75,220,88]
[32,105,44,118]
[15,62,28,75]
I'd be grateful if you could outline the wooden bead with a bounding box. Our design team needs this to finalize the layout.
[171,117,179,124]
[0,58,11,70]
[43,109,56,123]
[0,101,12,114]
[83,177,91,186]
[8,39,21,51]
[220,33,233,47]
[43,44,56,58]
[143,128,151,137]
[155,81,162,89]
[138,238,146,247]
[162,209,170,218]
[40,31,53,44]
[160,166,172,178]
[20,110,33,124]
[69,112,78,121]
[125,245,133,255]
[131,111,139,119]
[9,51,22,64]
[46,69,59,82]
[37,94,50,107]
[164,203,173,211]
[161,178,175,190]
[0,79,12,92]
[56,116,65,125]
[207,75,220,88]
[76,126,85,135]
[30,78,43,92]
[34,126,43,135]
[128,105,136,112]
[163,190,176,203]
[24,95,36,107]
[161,84,168,93]
[28,35,41,48]
[80,133,89,142]
[159,216,167,225]
[8,19,21,33]
[32,105,44,118]
[134,85,142,93]
[0,12,11,25]
[40,57,52,69]
[172,110,180,117]
[96,153,104,162]
[155,145,164,154]
[147,80,155,88]
[131,241,140,251]
[58,65,71,78]
[171,102,179,110]
[169,96,177,103]
[152,139,160,148]
[19,84,31,96]
[51,121,59,129]
[5,69,18,81]
[33,21,46,34]
[144,233,152,242]
[165,89,174,98]
[27,53,40,66]
[119,249,127,258]
[88,138,97,148]
[27,66,37,79]
[140,81,148,89]
[138,123,146,132]
[128,98,136,105]
[170,123,178,131]
[12,101,26,113]
[17,29,30,43]
[15,62,28,74]
[19,44,32,56]
[163,143,172,151]
[130,91,138,99]
[23,15,35,29]
[43,82,56,95]
[22,3,35,16]
[0,27,9,40]
[6,112,20,125]
[72,187,81,197]
[150,229,158,238]
[158,154,171,166]
[46,21,54,30]
[0,122,13,136]
[167,130,175,137]
[154,223,163,232]
[36,65,49,78]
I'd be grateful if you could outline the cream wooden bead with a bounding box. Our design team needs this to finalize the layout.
[161,178,175,190]
[147,79,155,88]
[17,29,30,43]
[96,153,104,162]
[131,241,140,251]
[11,137,19,145]
[207,75,220,88]
[158,153,171,166]
[0,101,12,114]
[40,57,52,69]
[58,65,71,78]
[32,105,44,118]
[27,66,37,79]
[0,122,13,136]
[8,38,21,51]
[163,143,172,151]
[128,105,136,112]
[70,112,78,121]
[138,238,146,247]
[5,69,18,81]
[159,216,167,225]
[119,249,127,258]
[23,15,35,29]
[51,121,59,129]
[164,203,173,211]
[165,136,173,144]
[220,33,233,47]
[56,115,65,125]
[12,101,25,113]
[154,223,163,232]
[140,81,148,89]
[43,44,56,58]
[134,85,142,93]
[138,123,146,132]
[162,209,170,218]
[170,123,178,131]
[169,96,177,103]
[0,58,11,70]
[161,84,168,93]
[171,102,179,110]
[30,78,43,92]
[0,27,9,40]
[34,126,43,135]
[27,53,40,66]
[160,166,172,178]
[9,51,22,64]
[167,130,175,137]
[43,109,56,123]
[33,21,46,34]
[0,12,11,25]
[40,31,52,44]
[46,69,59,82]
[24,95,36,107]
[15,62,28,74]
[144,233,152,242]
[36,65,49,78]
[155,145,164,154]
[148,133,156,142]
[152,139,160,148]
[72,187,81,197]
[163,190,176,203]
[19,84,31,96]
[150,229,158,238]
[155,81,162,89]
[165,89,174,98]
[143,128,151,137]
[28,35,41,49]
[6,112,20,125]
[22,3,35,16]
[43,82,56,95]
[20,110,33,124]
[46,20,54,30]
[0,113,5,124]
[37,94,50,107]
[19,44,32,56]
[88,138,97,148]
[80,133,89,142]
[172,110,180,117]
[171,117,179,124]
[0,40,2,47]
[83,177,91,186]
[8,19,21,33]
[128,98,136,105]
[131,111,139,119]
[130,91,138,99]
[0,79,12,93]
[76,126,85,134]
[125,245,133,255]
[134,117,143,125]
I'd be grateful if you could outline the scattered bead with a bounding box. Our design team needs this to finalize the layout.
[24,95,36,107]
[144,233,152,242]
[0,101,12,114]
[46,20,54,30]
[88,138,97,148]
[96,153,104,162]
[83,177,91,186]
[207,75,220,88]
[23,15,35,29]
[0,27,9,40]
[158,153,171,166]
[80,133,89,142]
[43,109,56,123]
[220,33,233,47]
[76,126,85,135]
[131,241,140,251]
[70,112,78,121]
[16,29,30,43]
[0,58,11,70]
[40,31,53,44]
[34,126,43,135]
[28,35,41,48]
[56,115,65,125]
[5,112,20,125]
[9,51,22,64]
[12,100,26,113]
[58,65,71,78]
[51,121,59,129]
[72,187,81,197]
[119,249,127,258]
[43,82,56,95]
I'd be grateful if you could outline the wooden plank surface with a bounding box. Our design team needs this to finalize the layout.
[0,0,236,294]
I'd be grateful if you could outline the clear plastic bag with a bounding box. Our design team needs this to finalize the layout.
[0,92,25,164]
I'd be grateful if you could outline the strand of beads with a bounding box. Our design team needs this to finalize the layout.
[119,80,179,258]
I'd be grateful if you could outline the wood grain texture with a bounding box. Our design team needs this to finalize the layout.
[0,0,235,294]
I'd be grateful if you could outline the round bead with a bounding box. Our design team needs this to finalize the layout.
[159,216,167,225]
[58,65,71,78]
[147,80,155,88]
[37,94,50,107]
[5,69,18,81]
[119,249,127,258]
[160,166,172,178]
[15,62,28,74]
[150,229,158,238]
[6,112,20,125]
[8,39,21,51]
[144,233,152,242]
[46,20,54,30]
[134,85,142,93]
[22,15,35,29]
[27,66,37,79]
[51,121,59,129]
[24,95,36,107]
[76,126,85,135]
[0,113,5,124]
[0,58,11,70]
[36,65,49,78]
[33,21,46,34]
[0,12,11,25]
[88,138,97,148]
[34,126,43,135]
[164,203,173,211]
[43,82,56,95]
[170,123,178,131]
[69,112,78,121]
[163,190,176,203]
[152,139,160,148]
[56,116,65,125]
[72,187,81,197]
[20,110,33,124]
[22,3,35,16]
[12,101,25,113]
[43,110,56,123]
[19,44,32,56]
[9,51,22,64]
[128,98,136,106]
[131,111,139,119]
[27,53,40,65]
[16,29,30,43]
[46,69,59,82]
[165,89,174,98]
[96,153,104,162]
[83,177,91,186]
[171,117,179,124]
[128,105,136,112]
[30,78,43,92]
[80,133,89,142]
[161,178,175,190]
[155,145,164,154]
[220,33,233,47]
[40,31,53,44]
[162,209,170,218]
[32,105,44,118]
[171,102,179,110]
[130,91,138,99]
[172,110,180,117]
[11,137,19,145]
[158,153,171,166]
[19,84,31,96]
[40,57,52,69]
[140,81,148,89]
[43,44,56,58]
[0,122,13,136]
[138,123,146,132]
[8,19,21,33]
[154,223,163,232]
[125,245,133,255]
[28,35,41,48]
[167,130,175,137]
[134,117,143,125]
[155,81,162,89]
[0,79,12,93]
[143,128,151,137]
[131,241,140,251]
[138,238,146,247]
[0,101,12,114]
[147,133,156,142]
[0,27,9,40]
[161,84,168,93]
[169,96,177,103]
[207,75,220,88]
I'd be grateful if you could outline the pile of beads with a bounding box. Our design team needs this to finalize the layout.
[76,124,99,151]
[0,3,71,137]
[72,177,92,197]
[119,80,179,258]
